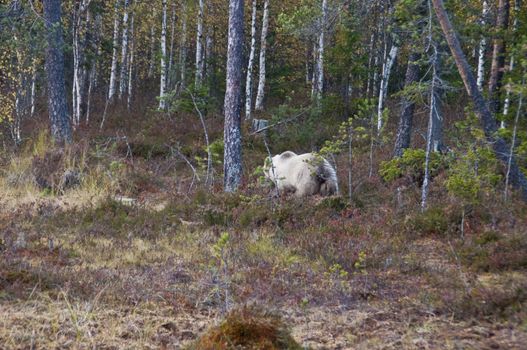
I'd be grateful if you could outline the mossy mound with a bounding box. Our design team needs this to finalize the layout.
[189,306,303,350]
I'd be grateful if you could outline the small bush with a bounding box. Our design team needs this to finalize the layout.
[188,306,302,350]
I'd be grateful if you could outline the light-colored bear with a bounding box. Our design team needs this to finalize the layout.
[263,151,338,197]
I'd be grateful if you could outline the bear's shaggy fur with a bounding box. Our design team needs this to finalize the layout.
[264,151,338,197]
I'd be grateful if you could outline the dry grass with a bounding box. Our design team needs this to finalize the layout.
[1,119,526,349]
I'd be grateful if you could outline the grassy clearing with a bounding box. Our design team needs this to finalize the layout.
[1,128,526,349]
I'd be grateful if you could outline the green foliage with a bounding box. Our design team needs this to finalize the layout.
[380,148,445,183]
[445,146,502,205]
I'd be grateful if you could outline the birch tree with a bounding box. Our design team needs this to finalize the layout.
[376,44,398,133]
[487,0,510,117]
[195,0,205,88]
[43,0,72,144]
[108,0,121,101]
[223,0,244,192]
[118,0,131,100]
[314,0,328,104]
[127,14,134,110]
[72,0,90,128]
[476,0,489,90]
[254,0,269,111]
[159,0,168,110]
[245,0,258,120]
[502,0,521,128]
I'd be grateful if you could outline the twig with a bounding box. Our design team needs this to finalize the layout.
[249,108,309,135]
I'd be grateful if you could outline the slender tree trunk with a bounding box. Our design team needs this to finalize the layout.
[487,0,510,117]
[168,2,177,89]
[422,45,438,211]
[377,44,399,133]
[502,0,520,128]
[118,0,131,99]
[179,4,188,90]
[43,0,72,144]
[108,0,121,101]
[314,0,328,104]
[431,46,444,152]
[476,0,489,90]
[86,13,102,125]
[223,0,244,192]
[148,25,156,78]
[432,0,527,201]
[245,0,257,120]
[254,0,269,111]
[365,33,375,97]
[30,63,37,117]
[195,0,205,88]
[127,14,134,110]
[504,76,524,200]
[159,0,168,110]
[394,51,420,157]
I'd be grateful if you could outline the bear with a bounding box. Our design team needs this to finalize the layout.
[263,151,338,197]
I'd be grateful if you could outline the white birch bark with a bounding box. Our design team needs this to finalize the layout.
[254,0,269,111]
[377,44,398,133]
[127,14,134,110]
[30,64,36,117]
[168,2,177,89]
[245,0,258,120]
[502,0,521,128]
[476,0,489,90]
[108,0,121,101]
[148,25,156,78]
[314,0,328,104]
[195,0,205,87]
[72,0,90,128]
[118,0,130,99]
[159,0,168,110]
[421,45,438,211]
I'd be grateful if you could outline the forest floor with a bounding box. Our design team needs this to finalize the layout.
[1,113,527,349]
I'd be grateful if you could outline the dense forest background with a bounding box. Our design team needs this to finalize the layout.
[1,0,527,348]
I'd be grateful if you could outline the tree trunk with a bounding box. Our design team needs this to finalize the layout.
[431,46,444,152]
[502,0,520,128]
[159,0,168,110]
[223,0,244,192]
[119,0,131,99]
[422,45,439,211]
[254,0,269,111]
[487,0,510,117]
[108,0,121,101]
[148,25,156,78]
[127,14,134,110]
[377,44,398,133]
[43,0,72,144]
[178,3,188,90]
[432,0,527,201]
[394,51,420,157]
[476,0,489,90]
[504,76,524,200]
[168,2,177,89]
[314,0,328,104]
[245,0,257,120]
[195,0,205,88]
